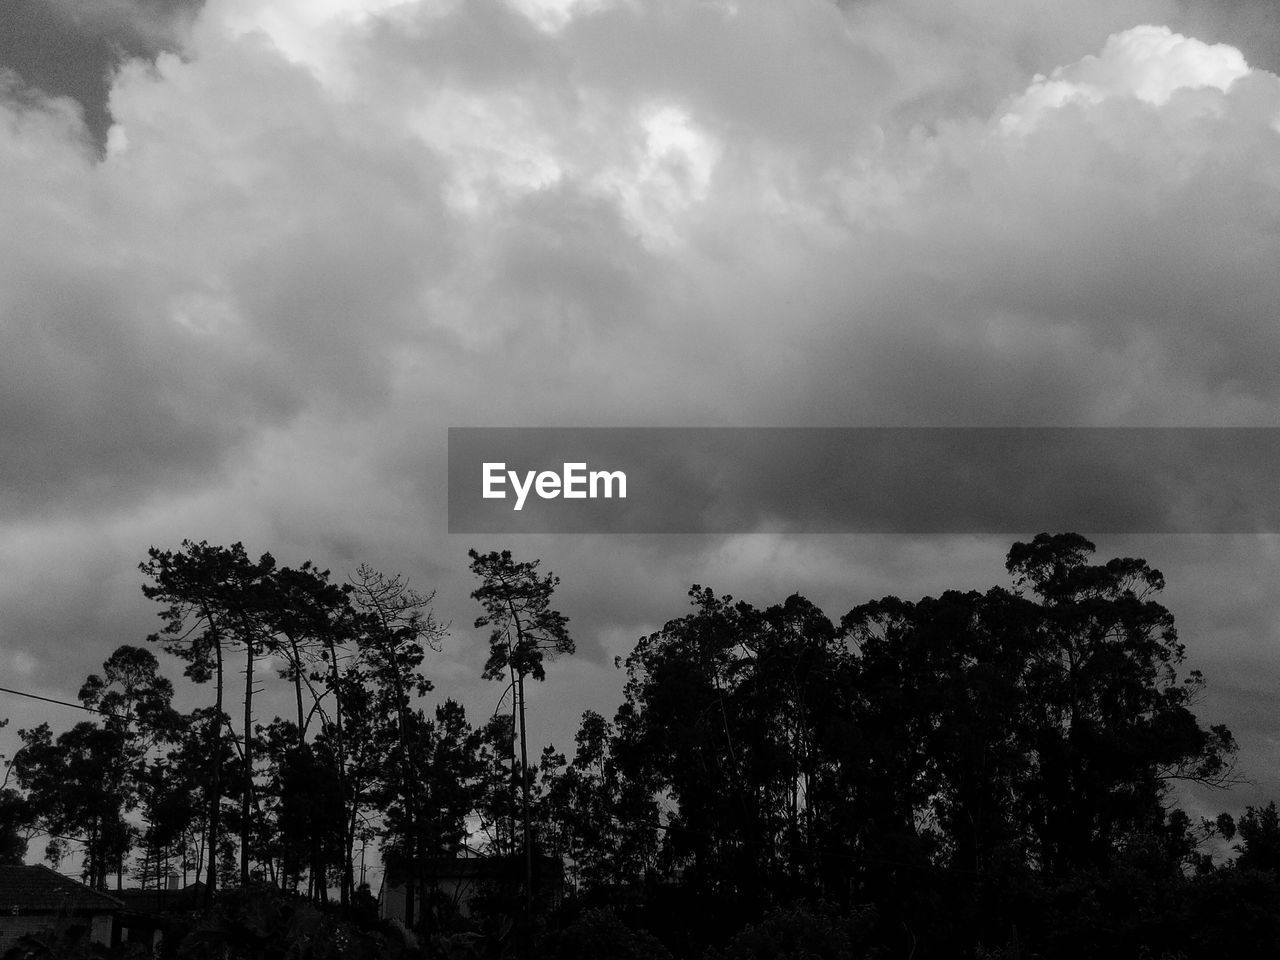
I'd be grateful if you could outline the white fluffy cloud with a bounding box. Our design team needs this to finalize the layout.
[1002,25,1250,131]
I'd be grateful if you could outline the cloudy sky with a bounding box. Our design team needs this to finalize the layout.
[4,0,1280,863]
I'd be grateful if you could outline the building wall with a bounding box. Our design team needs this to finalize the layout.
[380,878,482,923]
[381,878,406,922]
[90,913,113,945]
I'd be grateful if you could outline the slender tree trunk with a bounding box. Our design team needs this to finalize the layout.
[345,803,360,909]
[502,599,536,946]
[517,670,532,935]
[325,635,354,910]
[390,655,416,930]
[510,664,519,857]
[242,637,254,888]
[291,637,306,739]
[288,637,309,898]
[206,632,224,903]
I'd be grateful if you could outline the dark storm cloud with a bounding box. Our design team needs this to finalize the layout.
[0,118,300,519]
[0,0,203,146]
[0,21,460,520]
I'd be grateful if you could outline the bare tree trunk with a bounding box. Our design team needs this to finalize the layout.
[325,634,355,910]
[510,664,519,857]
[206,631,223,903]
[291,637,306,739]
[241,637,254,888]
[517,670,533,939]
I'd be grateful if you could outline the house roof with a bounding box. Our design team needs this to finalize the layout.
[0,865,124,913]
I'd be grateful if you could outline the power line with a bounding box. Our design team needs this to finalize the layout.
[0,683,258,754]
[0,685,129,723]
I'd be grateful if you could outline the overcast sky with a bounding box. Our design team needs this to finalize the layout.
[4,0,1280,865]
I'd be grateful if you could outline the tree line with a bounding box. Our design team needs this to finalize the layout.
[2,533,1279,959]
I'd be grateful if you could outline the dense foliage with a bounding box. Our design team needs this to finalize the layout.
[2,534,1276,959]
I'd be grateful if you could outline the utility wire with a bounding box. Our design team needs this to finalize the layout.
[0,684,130,723]
[0,684,244,740]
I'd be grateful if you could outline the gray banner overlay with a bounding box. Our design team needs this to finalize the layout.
[447,428,1280,534]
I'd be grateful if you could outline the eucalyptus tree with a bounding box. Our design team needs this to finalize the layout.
[616,587,849,905]
[539,709,661,895]
[135,749,201,890]
[0,761,28,864]
[15,721,132,887]
[1001,533,1238,873]
[0,718,28,863]
[9,646,180,889]
[474,713,519,857]
[79,644,180,887]
[836,534,1242,954]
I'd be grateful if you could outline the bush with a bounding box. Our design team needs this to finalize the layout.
[706,903,877,960]
[174,888,414,960]
[536,908,672,960]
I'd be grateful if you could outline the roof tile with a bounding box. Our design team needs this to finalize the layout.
[0,865,123,913]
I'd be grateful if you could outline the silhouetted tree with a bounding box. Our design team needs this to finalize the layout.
[0,720,31,865]
[1235,801,1280,875]
[469,548,575,935]
[1003,533,1237,872]
[3,533,1257,958]
[141,541,277,893]
[349,563,444,929]
[14,721,132,887]
[474,713,519,858]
